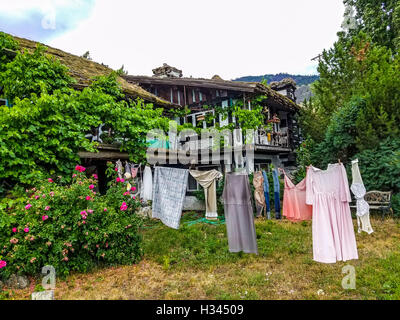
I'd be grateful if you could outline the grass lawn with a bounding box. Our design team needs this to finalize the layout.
[2,212,400,300]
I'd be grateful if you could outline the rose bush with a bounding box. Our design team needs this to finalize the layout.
[0,164,143,279]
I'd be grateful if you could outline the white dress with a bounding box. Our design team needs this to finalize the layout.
[141,166,153,202]
[351,159,373,234]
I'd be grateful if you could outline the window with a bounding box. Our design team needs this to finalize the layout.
[199,92,203,101]
[177,91,181,105]
[170,88,174,103]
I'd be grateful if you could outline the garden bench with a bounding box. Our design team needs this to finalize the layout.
[350,190,392,219]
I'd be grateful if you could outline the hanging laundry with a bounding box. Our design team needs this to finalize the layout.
[282,172,312,222]
[272,168,281,219]
[262,170,271,219]
[124,162,132,180]
[115,160,123,179]
[152,167,189,229]
[351,159,373,234]
[189,169,223,220]
[253,171,266,218]
[130,163,141,197]
[306,163,358,263]
[141,165,153,202]
[222,172,258,254]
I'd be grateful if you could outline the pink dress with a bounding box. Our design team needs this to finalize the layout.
[306,163,358,263]
[282,175,312,222]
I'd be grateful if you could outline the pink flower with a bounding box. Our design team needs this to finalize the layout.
[48,178,53,183]
[35,195,39,200]
[123,192,130,196]
[72,173,77,178]
[12,227,17,233]
[82,221,86,224]
[92,174,98,179]
[87,209,93,214]
[24,228,29,233]
[86,196,91,201]
[25,204,32,210]
[82,215,87,220]
[49,191,54,197]
[103,208,107,212]
[42,215,49,221]
[42,194,46,198]
[115,167,118,172]
[131,186,136,191]
[80,210,87,216]
[120,178,125,183]
[120,202,128,211]
[45,206,50,211]
[132,196,136,199]
[0,260,6,269]
[116,177,121,182]
[75,165,86,173]
[89,184,95,190]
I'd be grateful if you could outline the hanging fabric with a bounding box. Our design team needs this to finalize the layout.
[282,172,312,222]
[262,170,271,219]
[189,169,223,220]
[306,163,358,263]
[124,162,132,180]
[351,159,373,234]
[222,172,258,254]
[115,159,123,179]
[152,167,189,229]
[141,165,153,202]
[272,168,281,219]
[253,171,266,217]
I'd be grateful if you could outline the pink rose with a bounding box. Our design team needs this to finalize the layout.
[72,173,77,178]
[87,209,93,214]
[116,177,121,182]
[120,202,128,211]
[115,167,118,171]
[132,196,136,199]
[82,221,86,224]
[131,186,136,191]
[92,174,98,179]
[42,194,46,198]
[103,208,107,212]
[42,215,49,221]
[12,227,17,233]
[24,228,29,233]
[25,204,32,210]
[86,196,91,201]
[89,184,95,190]
[123,192,130,196]
[45,206,50,211]
[120,178,125,183]
[35,195,39,200]
[48,178,53,183]
[0,260,6,269]
[49,191,54,197]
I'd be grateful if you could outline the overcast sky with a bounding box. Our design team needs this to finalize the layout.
[0,0,345,80]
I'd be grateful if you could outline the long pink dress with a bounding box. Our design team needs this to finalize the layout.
[306,163,358,263]
[282,175,312,222]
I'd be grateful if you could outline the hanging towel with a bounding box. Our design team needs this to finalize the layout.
[253,171,266,217]
[306,163,358,263]
[272,168,281,219]
[189,169,223,219]
[351,159,373,234]
[152,167,189,229]
[282,173,312,222]
[141,166,153,202]
[222,173,258,254]
[262,171,271,219]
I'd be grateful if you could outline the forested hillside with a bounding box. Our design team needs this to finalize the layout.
[234,73,319,86]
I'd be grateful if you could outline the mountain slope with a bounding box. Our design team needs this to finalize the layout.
[234,73,319,87]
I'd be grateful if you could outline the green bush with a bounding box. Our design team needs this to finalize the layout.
[391,194,400,218]
[0,163,143,280]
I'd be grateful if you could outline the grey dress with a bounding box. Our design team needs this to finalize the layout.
[222,173,258,254]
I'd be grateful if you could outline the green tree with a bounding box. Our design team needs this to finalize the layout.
[0,44,74,103]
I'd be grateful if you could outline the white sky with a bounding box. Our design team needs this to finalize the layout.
[2,0,346,79]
